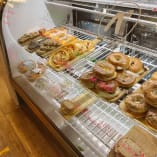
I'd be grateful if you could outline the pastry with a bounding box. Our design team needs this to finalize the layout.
[18,60,36,73]
[114,138,145,157]
[18,32,40,45]
[60,93,94,116]
[26,63,46,82]
[141,80,154,92]
[116,71,136,88]
[144,81,157,107]
[150,71,157,81]
[60,100,78,115]
[26,40,40,52]
[48,39,99,71]
[145,108,157,130]
[93,61,117,81]
[128,57,144,74]
[79,71,97,89]
[96,80,120,100]
[107,52,130,70]
[125,93,148,118]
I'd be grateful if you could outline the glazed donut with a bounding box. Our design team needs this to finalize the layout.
[125,93,148,118]
[80,71,97,89]
[128,57,144,74]
[145,108,157,130]
[116,71,136,88]
[107,52,130,70]
[93,61,117,81]
[144,82,157,107]
[150,72,157,81]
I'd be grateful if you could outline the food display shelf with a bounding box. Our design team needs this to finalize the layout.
[11,25,157,157]
[54,27,157,157]
[67,100,134,156]
[65,38,157,82]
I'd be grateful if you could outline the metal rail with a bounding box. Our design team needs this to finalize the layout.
[46,0,157,26]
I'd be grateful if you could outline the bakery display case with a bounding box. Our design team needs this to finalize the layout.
[1,0,157,157]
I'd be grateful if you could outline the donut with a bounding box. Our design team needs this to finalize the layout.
[145,108,157,130]
[116,71,136,88]
[150,72,157,81]
[128,57,144,74]
[125,93,148,118]
[93,61,117,81]
[144,82,157,107]
[80,71,97,89]
[107,52,130,70]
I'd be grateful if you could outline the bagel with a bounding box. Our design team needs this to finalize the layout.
[93,61,117,81]
[97,87,121,100]
[80,71,97,89]
[144,82,157,107]
[107,52,130,70]
[129,57,144,74]
[96,80,118,93]
[125,93,148,118]
[125,93,148,113]
[94,61,116,77]
[150,71,157,81]
[145,108,157,130]
[141,80,154,92]
[116,71,136,88]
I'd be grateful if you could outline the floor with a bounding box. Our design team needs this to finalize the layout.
[0,46,69,156]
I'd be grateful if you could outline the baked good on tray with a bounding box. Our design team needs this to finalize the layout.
[95,80,122,101]
[80,52,149,102]
[124,93,149,118]
[145,108,157,130]
[26,62,46,82]
[48,39,100,71]
[116,71,136,88]
[36,38,61,57]
[107,52,146,74]
[107,52,130,70]
[93,61,117,81]
[38,27,75,45]
[79,71,97,89]
[114,138,145,157]
[120,72,157,131]
[60,92,97,119]
[18,31,40,45]
[18,60,36,73]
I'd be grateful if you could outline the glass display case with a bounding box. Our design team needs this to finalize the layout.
[1,0,157,157]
